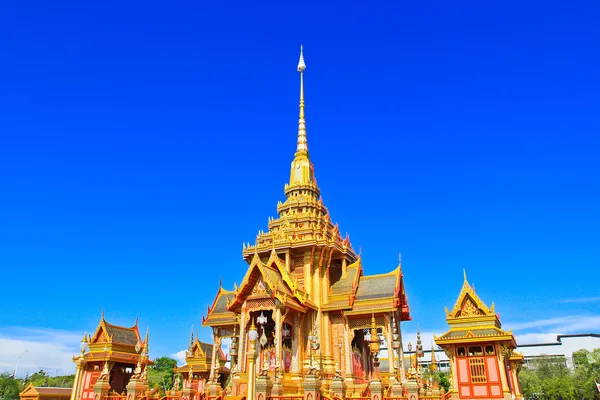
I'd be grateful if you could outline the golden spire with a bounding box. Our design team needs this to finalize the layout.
[296,45,307,156]
[142,327,149,357]
[287,45,317,194]
[430,342,438,371]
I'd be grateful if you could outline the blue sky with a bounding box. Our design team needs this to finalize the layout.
[1,0,599,375]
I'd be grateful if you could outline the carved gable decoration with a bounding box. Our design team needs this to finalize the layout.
[447,276,493,320]
[458,296,486,318]
[252,277,270,295]
[91,327,110,344]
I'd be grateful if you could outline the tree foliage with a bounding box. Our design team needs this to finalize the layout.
[518,349,600,400]
[0,370,76,400]
[147,357,178,395]
[0,373,21,400]
[437,372,451,392]
[24,370,74,388]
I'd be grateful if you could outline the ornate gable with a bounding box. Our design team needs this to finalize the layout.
[457,295,487,318]
[89,311,141,347]
[447,271,494,320]
[435,272,517,349]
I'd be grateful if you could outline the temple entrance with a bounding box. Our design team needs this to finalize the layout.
[109,362,135,394]
[247,310,294,374]
[350,328,381,382]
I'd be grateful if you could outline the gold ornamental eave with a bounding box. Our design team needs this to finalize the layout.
[83,351,143,364]
[446,314,500,326]
[242,241,355,259]
[201,311,238,329]
[343,307,397,317]
[435,334,516,347]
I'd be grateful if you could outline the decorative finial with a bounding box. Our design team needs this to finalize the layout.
[297,45,306,72]
[295,45,308,156]
[463,268,467,282]
[143,327,149,356]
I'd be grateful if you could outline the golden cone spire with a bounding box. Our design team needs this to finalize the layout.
[287,45,317,195]
[296,45,308,156]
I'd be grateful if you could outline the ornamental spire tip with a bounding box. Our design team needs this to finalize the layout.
[297,45,306,72]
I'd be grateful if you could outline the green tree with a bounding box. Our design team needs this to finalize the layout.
[0,372,21,400]
[518,355,577,400]
[28,371,48,388]
[571,349,600,400]
[437,372,450,392]
[21,371,74,389]
[147,357,178,394]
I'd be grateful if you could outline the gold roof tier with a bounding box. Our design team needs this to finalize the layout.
[435,271,516,348]
[174,337,226,374]
[332,264,411,321]
[76,312,153,366]
[202,287,237,327]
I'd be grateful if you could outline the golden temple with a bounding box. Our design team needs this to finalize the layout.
[68,48,523,400]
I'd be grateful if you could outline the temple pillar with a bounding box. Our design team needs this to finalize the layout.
[331,376,346,399]
[511,364,523,399]
[386,315,396,381]
[369,380,383,400]
[275,308,282,363]
[182,385,196,400]
[93,370,111,400]
[302,375,321,400]
[398,320,406,383]
[291,313,300,374]
[405,380,419,400]
[239,312,247,372]
[387,314,404,397]
[70,359,84,400]
[209,332,218,382]
[343,322,356,395]
[323,312,334,375]
[498,346,511,397]
[255,375,272,400]
[343,321,353,376]
[285,250,291,273]
[304,252,311,298]
[126,376,149,400]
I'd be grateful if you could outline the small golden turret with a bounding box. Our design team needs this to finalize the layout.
[430,343,438,372]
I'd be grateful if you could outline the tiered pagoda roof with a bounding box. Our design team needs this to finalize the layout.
[435,272,516,346]
[174,335,227,375]
[202,46,411,325]
[78,312,150,364]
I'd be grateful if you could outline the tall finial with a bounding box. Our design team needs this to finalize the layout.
[142,326,149,356]
[463,268,467,282]
[296,45,308,156]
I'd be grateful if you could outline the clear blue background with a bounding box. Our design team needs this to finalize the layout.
[1,0,599,362]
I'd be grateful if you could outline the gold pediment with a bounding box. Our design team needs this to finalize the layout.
[447,272,494,320]
[458,296,486,318]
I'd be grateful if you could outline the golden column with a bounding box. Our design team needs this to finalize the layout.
[71,334,89,400]
[247,321,259,400]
